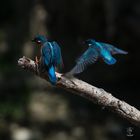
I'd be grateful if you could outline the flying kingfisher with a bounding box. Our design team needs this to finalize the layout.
[32,35,63,85]
[69,39,128,75]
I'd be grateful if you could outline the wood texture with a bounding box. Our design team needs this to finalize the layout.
[18,56,140,127]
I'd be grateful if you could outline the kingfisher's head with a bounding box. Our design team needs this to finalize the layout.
[32,35,47,46]
[84,39,96,46]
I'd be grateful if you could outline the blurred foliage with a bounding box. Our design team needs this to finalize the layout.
[0,0,140,140]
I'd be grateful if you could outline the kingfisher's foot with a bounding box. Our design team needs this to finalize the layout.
[35,56,39,64]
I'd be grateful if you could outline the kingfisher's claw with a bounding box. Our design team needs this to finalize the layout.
[35,56,39,64]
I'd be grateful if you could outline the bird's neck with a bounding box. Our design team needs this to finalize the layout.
[42,40,47,45]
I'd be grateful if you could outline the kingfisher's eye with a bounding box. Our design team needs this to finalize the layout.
[37,40,41,43]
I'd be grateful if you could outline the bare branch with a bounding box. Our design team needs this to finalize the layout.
[18,56,140,127]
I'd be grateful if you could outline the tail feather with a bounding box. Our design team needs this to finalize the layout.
[48,66,57,85]
[115,48,128,54]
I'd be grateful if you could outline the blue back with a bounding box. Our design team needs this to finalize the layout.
[97,41,127,65]
[98,44,117,65]
[41,42,52,66]
[41,41,63,68]
[99,42,128,55]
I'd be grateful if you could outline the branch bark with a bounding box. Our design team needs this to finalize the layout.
[18,56,140,127]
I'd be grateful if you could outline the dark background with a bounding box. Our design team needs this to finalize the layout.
[0,0,139,140]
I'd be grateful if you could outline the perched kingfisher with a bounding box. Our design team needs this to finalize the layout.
[69,39,128,75]
[32,35,63,85]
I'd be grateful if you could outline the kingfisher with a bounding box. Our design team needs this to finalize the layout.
[69,39,128,75]
[32,35,63,85]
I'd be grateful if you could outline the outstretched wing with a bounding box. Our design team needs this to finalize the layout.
[41,42,52,66]
[69,47,99,75]
[52,41,63,69]
[100,42,128,55]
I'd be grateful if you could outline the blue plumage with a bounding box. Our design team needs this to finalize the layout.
[32,35,63,85]
[47,65,57,85]
[69,39,128,75]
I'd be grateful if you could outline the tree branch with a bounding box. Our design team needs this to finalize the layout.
[18,56,140,127]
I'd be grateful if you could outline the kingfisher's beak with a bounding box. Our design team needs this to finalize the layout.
[84,40,88,44]
[32,39,35,42]
[82,41,87,45]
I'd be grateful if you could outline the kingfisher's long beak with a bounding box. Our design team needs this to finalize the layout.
[82,41,87,45]
[32,39,35,42]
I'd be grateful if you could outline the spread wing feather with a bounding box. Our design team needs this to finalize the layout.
[69,47,99,75]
